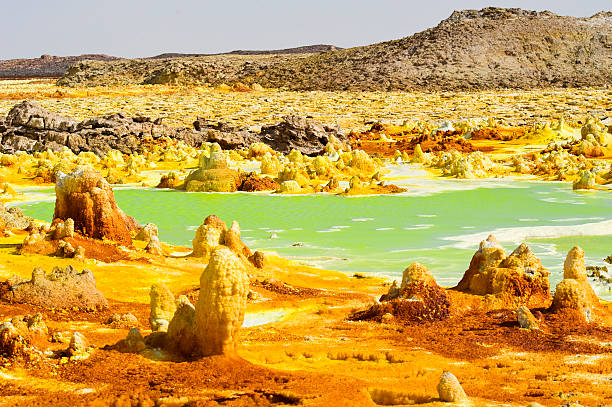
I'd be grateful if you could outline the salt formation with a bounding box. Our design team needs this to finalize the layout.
[0,313,48,359]
[437,372,467,402]
[182,145,240,192]
[455,235,550,307]
[54,166,137,245]
[130,246,250,358]
[191,215,254,263]
[1,265,107,309]
[553,247,599,312]
[352,262,450,323]
[192,247,250,356]
[149,283,176,332]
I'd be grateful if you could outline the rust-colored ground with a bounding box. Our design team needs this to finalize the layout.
[1,230,611,406]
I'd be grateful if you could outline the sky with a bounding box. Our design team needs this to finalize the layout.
[1,0,609,59]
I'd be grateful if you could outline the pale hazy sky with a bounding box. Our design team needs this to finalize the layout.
[1,0,609,59]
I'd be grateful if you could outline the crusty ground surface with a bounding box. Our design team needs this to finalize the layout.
[0,234,611,407]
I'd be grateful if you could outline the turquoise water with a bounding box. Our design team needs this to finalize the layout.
[18,181,612,300]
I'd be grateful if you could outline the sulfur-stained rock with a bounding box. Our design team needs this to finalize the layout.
[401,262,436,288]
[135,223,158,241]
[183,150,240,192]
[0,204,33,230]
[156,172,182,189]
[517,305,539,330]
[353,263,450,324]
[0,323,29,358]
[564,246,587,280]
[437,372,467,402]
[54,166,137,245]
[278,180,301,194]
[379,280,400,302]
[411,144,426,164]
[1,265,107,309]
[238,172,279,192]
[573,170,596,190]
[224,221,252,258]
[561,246,599,304]
[53,218,74,239]
[67,332,90,359]
[248,251,265,269]
[455,237,550,308]
[123,328,147,353]
[149,283,176,332]
[166,296,197,356]
[455,234,506,293]
[553,279,589,311]
[191,215,254,262]
[193,247,250,357]
[192,215,227,260]
[105,313,139,329]
[145,235,164,256]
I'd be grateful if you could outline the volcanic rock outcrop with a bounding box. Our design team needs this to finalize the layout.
[0,101,204,156]
[191,215,253,263]
[192,118,259,150]
[0,101,349,158]
[352,263,450,324]
[54,166,137,245]
[0,53,118,78]
[455,235,550,307]
[257,115,347,156]
[1,265,107,309]
[194,115,348,156]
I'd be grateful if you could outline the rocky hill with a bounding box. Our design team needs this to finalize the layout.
[0,54,118,78]
[0,45,339,81]
[58,8,612,90]
[151,44,341,59]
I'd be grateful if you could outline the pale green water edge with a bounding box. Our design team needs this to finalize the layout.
[18,181,612,300]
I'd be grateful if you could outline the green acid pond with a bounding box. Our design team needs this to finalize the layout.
[18,180,612,300]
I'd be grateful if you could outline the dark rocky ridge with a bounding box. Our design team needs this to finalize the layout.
[151,44,341,59]
[58,8,612,90]
[0,45,339,80]
[0,101,204,156]
[0,101,346,156]
[0,54,118,79]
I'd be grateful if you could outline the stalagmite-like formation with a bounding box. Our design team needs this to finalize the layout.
[54,166,137,245]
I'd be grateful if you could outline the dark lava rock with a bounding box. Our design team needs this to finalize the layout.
[0,101,206,156]
[194,115,347,155]
[194,118,259,150]
[258,115,346,156]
